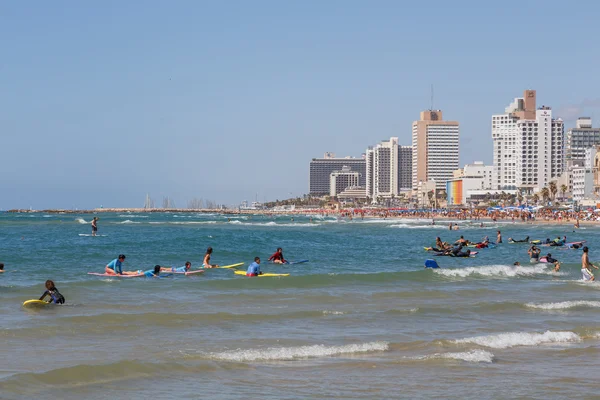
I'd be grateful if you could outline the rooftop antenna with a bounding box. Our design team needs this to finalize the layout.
[430,84,434,111]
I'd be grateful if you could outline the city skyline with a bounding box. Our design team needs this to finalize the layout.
[2,1,600,209]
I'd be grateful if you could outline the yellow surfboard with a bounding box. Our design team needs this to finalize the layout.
[23,299,51,307]
[217,263,244,269]
[233,270,289,277]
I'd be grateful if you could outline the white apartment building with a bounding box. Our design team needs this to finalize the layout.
[366,137,399,201]
[461,161,493,190]
[412,110,459,190]
[330,166,361,197]
[566,118,600,164]
[492,90,564,193]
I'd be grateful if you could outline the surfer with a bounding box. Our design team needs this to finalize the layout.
[246,257,263,276]
[454,249,472,258]
[543,253,561,272]
[268,248,287,264]
[91,217,99,237]
[142,265,162,277]
[508,236,530,243]
[203,247,219,268]
[0,263,4,273]
[105,254,136,275]
[513,262,521,266]
[528,246,540,264]
[496,231,502,244]
[164,261,191,273]
[454,236,469,246]
[581,247,598,281]
[548,236,565,247]
[39,280,65,304]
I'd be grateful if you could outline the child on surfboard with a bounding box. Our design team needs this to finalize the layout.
[203,247,219,268]
[246,257,263,276]
[39,280,65,304]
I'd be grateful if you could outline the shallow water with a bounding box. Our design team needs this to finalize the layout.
[1,212,598,399]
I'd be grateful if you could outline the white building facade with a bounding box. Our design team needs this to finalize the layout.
[492,90,564,193]
[366,137,399,201]
[330,167,361,197]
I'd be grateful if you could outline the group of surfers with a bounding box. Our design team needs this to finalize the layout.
[103,247,289,277]
[427,233,597,281]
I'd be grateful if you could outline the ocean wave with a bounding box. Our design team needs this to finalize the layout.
[75,218,88,224]
[118,215,148,218]
[0,360,219,393]
[210,341,389,362]
[228,221,319,227]
[411,350,494,363]
[525,301,600,310]
[434,264,557,279]
[119,220,140,224]
[453,331,581,349]
[322,310,345,315]
[389,224,438,229]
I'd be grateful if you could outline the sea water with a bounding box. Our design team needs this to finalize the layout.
[1,212,599,399]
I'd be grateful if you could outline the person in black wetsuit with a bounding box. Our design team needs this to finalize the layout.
[544,253,561,272]
[39,280,65,304]
[454,249,472,258]
[508,236,529,243]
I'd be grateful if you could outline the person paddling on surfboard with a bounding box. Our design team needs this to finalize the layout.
[39,280,65,304]
[203,247,219,268]
[142,265,162,277]
[0,263,4,273]
[163,261,191,273]
[268,248,287,264]
[246,257,263,276]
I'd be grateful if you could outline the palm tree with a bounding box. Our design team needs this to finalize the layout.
[540,187,550,203]
[560,184,568,200]
[427,190,434,206]
[517,192,524,205]
[532,193,539,205]
[549,181,557,200]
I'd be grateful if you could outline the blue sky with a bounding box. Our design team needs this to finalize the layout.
[2,0,600,209]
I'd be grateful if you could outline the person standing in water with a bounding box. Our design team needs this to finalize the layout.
[581,247,598,281]
[91,217,99,236]
[203,247,219,268]
[497,230,502,244]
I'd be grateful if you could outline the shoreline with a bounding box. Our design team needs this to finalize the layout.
[3,207,598,226]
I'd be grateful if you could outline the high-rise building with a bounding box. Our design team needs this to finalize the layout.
[566,118,600,164]
[366,137,399,200]
[412,110,460,190]
[309,154,366,195]
[330,166,361,197]
[492,90,564,193]
[398,145,413,190]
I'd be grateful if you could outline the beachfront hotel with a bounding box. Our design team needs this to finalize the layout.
[492,90,564,194]
[366,137,399,200]
[411,110,460,190]
[566,117,600,165]
[309,153,366,196]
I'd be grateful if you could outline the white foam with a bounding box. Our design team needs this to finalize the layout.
[75,218,88,224]
[453,331,581,349]
[228,221,318,227]
[211,341,389,362]
[119,220,140,224]
[389,224,438,229]
[525,301,600,310]
[413,350,495,363]
[322,310,345,315]
[118,215,148,218]
[434,264,557,278]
